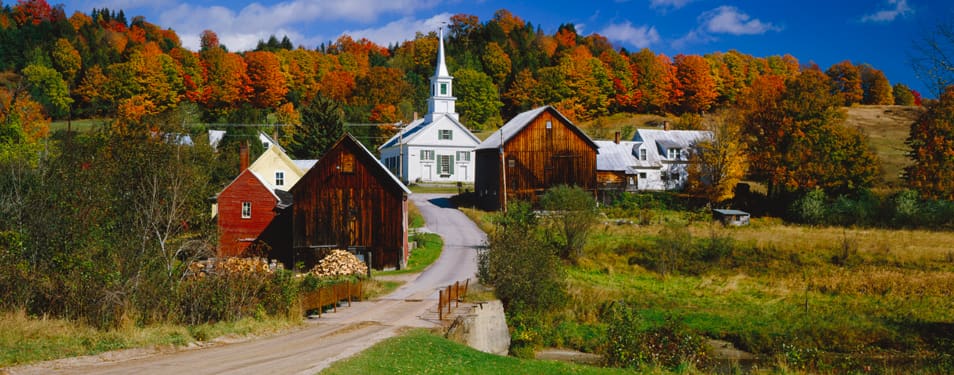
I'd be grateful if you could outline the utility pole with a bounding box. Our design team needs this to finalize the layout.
[499,130,507,212]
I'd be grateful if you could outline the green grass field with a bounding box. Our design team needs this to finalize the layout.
[49,118,108,133]
[320,329,630,375]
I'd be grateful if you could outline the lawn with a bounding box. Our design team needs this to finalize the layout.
[320,329,630,375]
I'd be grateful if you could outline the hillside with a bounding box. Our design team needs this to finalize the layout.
[844,105,923,187]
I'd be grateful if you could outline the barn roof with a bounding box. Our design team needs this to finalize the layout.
[328,133,411,195]
[713,209,749,216]
[292,159,318,170]
[475,106,599,151]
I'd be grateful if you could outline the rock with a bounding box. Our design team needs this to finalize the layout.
[445,300,510,356]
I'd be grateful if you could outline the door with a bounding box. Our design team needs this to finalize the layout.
[460,165,468,182]
[423,164,432,181]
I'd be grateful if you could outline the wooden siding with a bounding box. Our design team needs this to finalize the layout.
[291,136,408,270]
[217,171,278,257]
[476,108,597,210]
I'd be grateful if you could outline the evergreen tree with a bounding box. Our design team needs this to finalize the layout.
[286,94,344,159]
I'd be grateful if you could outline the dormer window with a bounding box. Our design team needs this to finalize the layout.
[667,148,682,159]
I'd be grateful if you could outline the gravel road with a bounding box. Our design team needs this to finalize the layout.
[8,193,483,375]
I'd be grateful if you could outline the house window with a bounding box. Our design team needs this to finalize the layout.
[241,201,251,219]
[421,150,435,161]
[438,154,454,176]
[628,176,636,185]
[438,129,453,140]
[275,171,285,186]
[667,148,681,159]
[639,172,647,179]
[440,83,447,95]
[639,148,647,161]
[507,159,515,168]
[456,151,470,162]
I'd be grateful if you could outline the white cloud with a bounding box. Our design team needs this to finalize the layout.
[861,0,913,23]
[649,0,694,9]
[599,21,660,49]
[156,0,441,51]
[342,13,451,47]
[700,6,779,35]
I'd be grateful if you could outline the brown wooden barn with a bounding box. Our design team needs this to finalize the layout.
[289,134,411,270]
[215,169,292,257]
[474,106,599,211]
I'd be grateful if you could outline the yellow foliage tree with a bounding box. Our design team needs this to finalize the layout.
[686,111,748,203]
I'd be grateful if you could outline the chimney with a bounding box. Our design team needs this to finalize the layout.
[614,131,621,144]
[413,111,418,121]
[663,121,670,131]
[239,141,249,172]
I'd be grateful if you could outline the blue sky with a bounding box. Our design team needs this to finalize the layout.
[64,0,953,97]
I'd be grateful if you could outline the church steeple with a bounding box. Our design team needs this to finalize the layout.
[426,26,457,121]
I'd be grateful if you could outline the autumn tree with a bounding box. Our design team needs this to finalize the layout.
[286,94,344,159]
[503,69,540,114]
[893,83,916,106]
[859,64,893,105]
[674,54,717,114]
[244,51,287,108]
[22,64,72,118]
[686,111,748,203]
[631,49,679,114]
[482,42,512,87]
[826,60,863,106]
[741,69,879,197]
[904,85,954,200]
[51,38,81,86]
[454,68,503,129]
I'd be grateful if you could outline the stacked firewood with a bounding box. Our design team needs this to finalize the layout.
[186,257,279,278]
[308,250,368,278]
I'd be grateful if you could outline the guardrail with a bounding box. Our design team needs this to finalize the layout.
[438,279,469,320]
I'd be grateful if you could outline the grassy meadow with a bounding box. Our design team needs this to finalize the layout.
[470,203,954,372]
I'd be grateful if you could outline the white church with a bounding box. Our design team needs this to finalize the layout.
[378,27,480,184]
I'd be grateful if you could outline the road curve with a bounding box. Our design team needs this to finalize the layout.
[8,193,484,375]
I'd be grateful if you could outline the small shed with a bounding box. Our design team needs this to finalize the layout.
[713,209,750,226]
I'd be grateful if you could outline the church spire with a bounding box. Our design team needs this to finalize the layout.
[426,26,457,121]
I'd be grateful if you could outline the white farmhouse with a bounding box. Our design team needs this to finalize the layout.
[605,128,712,191]
[378,27,480,184]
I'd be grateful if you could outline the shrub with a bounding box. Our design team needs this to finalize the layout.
[791,188,827,224]
[478,201,566,314]
[539,185,599,262]
[602,302,709,370]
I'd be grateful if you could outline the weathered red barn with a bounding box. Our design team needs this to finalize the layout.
[290,134,410,270]
[474,106,599,211]
[216,169,292,257]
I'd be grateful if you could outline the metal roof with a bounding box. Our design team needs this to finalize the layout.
[595,140,640,172]
[292,159,318,171]
[713,209,749,216]
[476,106,598,151]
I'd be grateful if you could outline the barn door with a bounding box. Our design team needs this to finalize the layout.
[550,154,575,186]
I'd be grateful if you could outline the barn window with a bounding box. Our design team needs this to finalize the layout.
[546,120,552,129]
[438,154,454,176]
[340,153,354,173]
[421,150,435,161]
[439,129,453,140]
[507,158,515,168]
[241,201,251,219]
[456,151,470,162]
[275,171,285,186]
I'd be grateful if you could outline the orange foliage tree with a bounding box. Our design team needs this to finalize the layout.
[905,86,954,200]
[674,54,717,114]
[826,60,863,106]
[244,51,287,108]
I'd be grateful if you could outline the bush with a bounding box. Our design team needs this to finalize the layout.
[602,302,709,370]
[791,188,827,224]
[539,185,599,261]
[478,201,566,314]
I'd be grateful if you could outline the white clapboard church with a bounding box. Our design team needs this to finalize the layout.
[378,27,480,184]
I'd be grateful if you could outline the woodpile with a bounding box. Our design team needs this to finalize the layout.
[186,257,281,278]
[308,249,368,278]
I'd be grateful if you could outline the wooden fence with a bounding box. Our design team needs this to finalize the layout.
[438,279,469,320]
[300,280,363,317]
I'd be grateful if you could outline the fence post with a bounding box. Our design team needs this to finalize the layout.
[347,281,352,307]
[333,283,338,313]
[317,287,322,318]
[454,281,460,307]
[438,289,444,320]
[464,278,469,300]
[445,285,452,316]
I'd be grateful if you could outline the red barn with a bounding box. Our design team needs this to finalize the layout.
[290,134,410,270]
[216,169,291,257]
